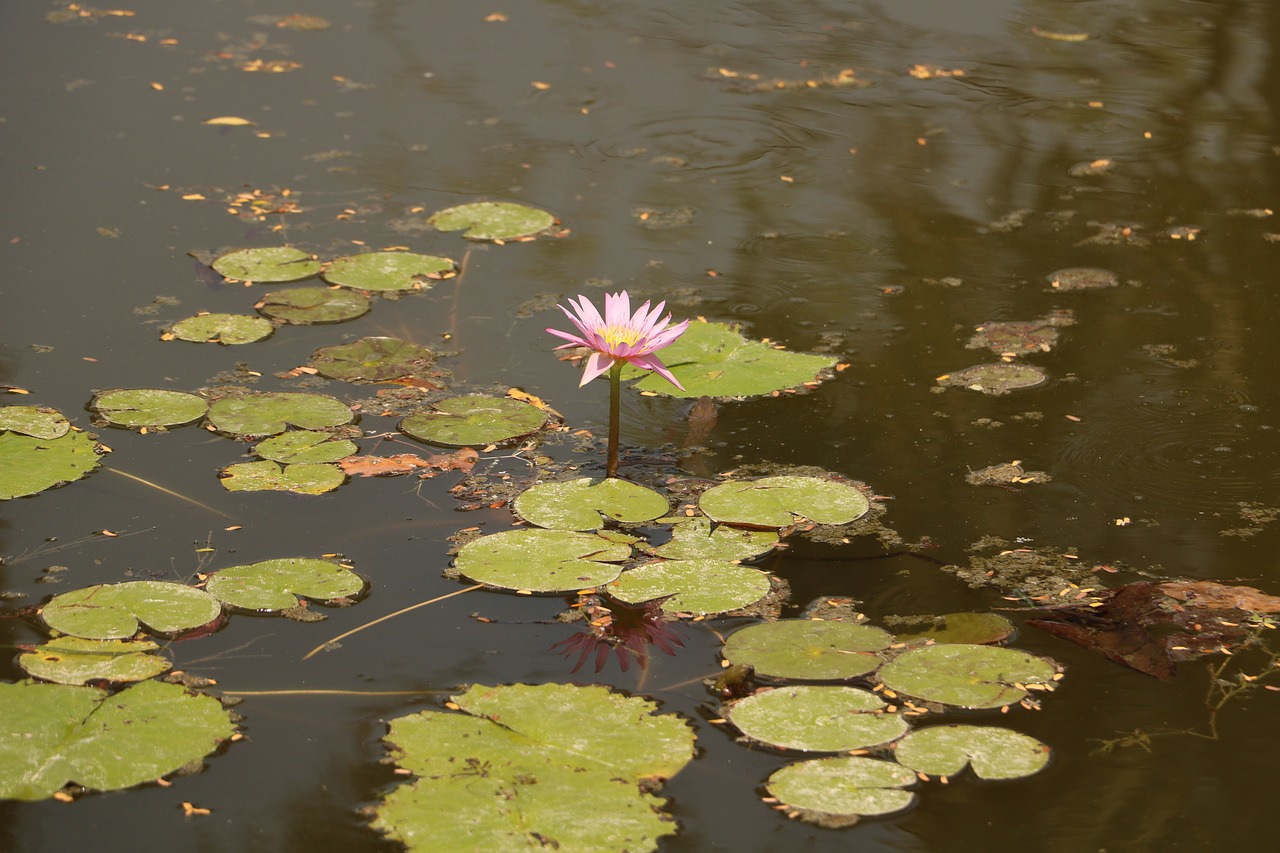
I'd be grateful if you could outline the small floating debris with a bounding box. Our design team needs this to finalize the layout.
[1045,267,1118,291]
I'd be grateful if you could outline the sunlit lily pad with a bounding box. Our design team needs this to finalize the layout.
[89,388,208,429]
[219,460,345,494]
[169,313,274,345]
[625,321,838,398]
[891,612,1015,645]
[322,252,456,291]
[373,683,693,851]
[308,336,440,382]
[0,679,236,801]
[699,475,870,527]
[640,517,779,561]
[1046,267,1118,291]
[207,392,354,437]
[722,620,892,680]
[253,430,358,464]
[453,529,632,592]
[0,430,102,500]
[726,685,909,752]
[426,201,555,241]
[41,581,222,640]
[514,477,669,530]
[893,725,1050,780]
[0,406,70,439]
[204,557,364,611]
[211,246,322,282]
[256,286,371,324]
[878,643,1058,709]
[765,757,917,822]
[400,395,547,446]
[17,637,170,685]
[936,363,1048,395]
[608,559,772,615]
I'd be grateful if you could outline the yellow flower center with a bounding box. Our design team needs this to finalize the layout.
[601,325,641,348]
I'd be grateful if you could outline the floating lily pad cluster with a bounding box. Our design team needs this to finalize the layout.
[0,405,103,500]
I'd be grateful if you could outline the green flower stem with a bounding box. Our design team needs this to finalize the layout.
[606,362,623,478]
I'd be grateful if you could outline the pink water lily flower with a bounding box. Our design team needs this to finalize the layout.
[547,291,690,390]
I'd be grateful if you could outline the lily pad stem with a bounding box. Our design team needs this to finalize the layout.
[607,362,623,478]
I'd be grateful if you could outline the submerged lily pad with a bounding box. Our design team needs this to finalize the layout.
[372,683,693,851]
[204,557,364,611]
[765,757,917,822]
[18,637,170,685]
[966,321,1062,355]
[0,430,102,500]
[426,201,555,241]
[722,620,893,680]
[253,431,357,464]
[608,559,772,615]
[878,643,1058,709]
[700,475,870,528]
[891,612,1015,645]
[514,477,669,530]
[41,581,223,640]
[322,252,456,291]
[453,529,632,592]
[626,321,838,398]
[207,392,354,437]
[256,286,371,324]
[400,395,547,446]
[0,679,236,801]
[169,313,274,345]
[726,685,909,752]
[0,406,70,439]
[219,460,345,494]
[936,363,1048,395]
[211,246,322,282]
[308,337,440,382]
[893,725,1050,780]
[90,388,208,429]
[1046,267,1118,291]
[641,517,779,562]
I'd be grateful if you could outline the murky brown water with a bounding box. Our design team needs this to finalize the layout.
[4,1,1280,850]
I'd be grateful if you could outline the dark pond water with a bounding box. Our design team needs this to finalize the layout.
[4,0,1280,850]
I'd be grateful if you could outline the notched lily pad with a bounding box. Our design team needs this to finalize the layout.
[41,580,223,640]
[765,757,917,824]
[204,557,364,612]
[426,201,556,241]
[878,643,1058,709]
[889,612,1015,645]
[514,477,669,530]
[18,637,170,685]
[400,395,547,446]
[321,252,456,292]
[640,517,779,562]
[219,460,345,494]
[726,685,909,752]
[453,529,632,592]
[700,475,870,528]
[607,559,773,615]
[893,725,1050,780]
[0,429,102,500]
[168,313,274,345]
[256,286,371,324]
[0,406,70,439]
[207,392,354,437]
[936,363,1048,395]
[308,336,441,383]
[90,389,209,429]
[211,246,322,282]
[722,620,892,680]
[253,430,358,464]
[1045,267,1118,291]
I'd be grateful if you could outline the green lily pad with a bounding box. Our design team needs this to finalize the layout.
[893,725,1050,780]
[256,286,371,324]
[936,363,1048,395]
[765,757,917,821]
[426,201,555,241]
[891,612,1015,645]
[400,395,547,446]
[207,392,354,437]
[625,321,837,398]
[211,246,322,282]
[878,643,1058,709]
[308,336,440,382]
[372,683,693,851]
[641,517,779,561]
[453,529,632,592]
[1046,267,1119,291]
[0,679,236,801]
[169,313,274,344]
[722,620,893,680]
[608,559,772,615]
[321,252,456,291]
[219,461,345,494]
[699,475,870,528]
[89,388,209,429]
[0,405,70,439]
[0,430,102,500]
[513,477,669,530]
[204,557,364,611]
[41,580,223,640]
[726,685,909,752]
[18,637,170,685]
[253,431,358,464]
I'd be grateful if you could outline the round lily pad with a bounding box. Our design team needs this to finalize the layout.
[765,757,917,820]
[427,201,555,241]
[893,725,1050,780]
[514,477,669,530]
[699,475,870,528]
[321,252,456,291]
[204,557,364,611]
[41,580,223,640]
[0,405,70,439]
[453,529,632,592]
[878,643,1058,709]
[936,363,1048,395]
[722,620,893,680]
[211,246,322,282]
[219,460,346,494]
[169,313,274,345]
[90,388,208,429]
[401,395,547,446]
[608,559,772,615]
[207,392,354,437]
[308,336,439,382]
[256,286,371,324]
[18,637,170,685]
[726,685,909,752]
[1046,267,1118,291]
[966,321,1061,355]
[253,431,358,464]
[891,612,1015,645]
[641,517,779,562]
[0,430,102,500]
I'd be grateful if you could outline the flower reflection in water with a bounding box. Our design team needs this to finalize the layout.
[550,595,685,674]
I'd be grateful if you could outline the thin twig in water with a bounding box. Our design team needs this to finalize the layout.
[106,467,236,519]
[218,688,445,698]
[301,584,484,660]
